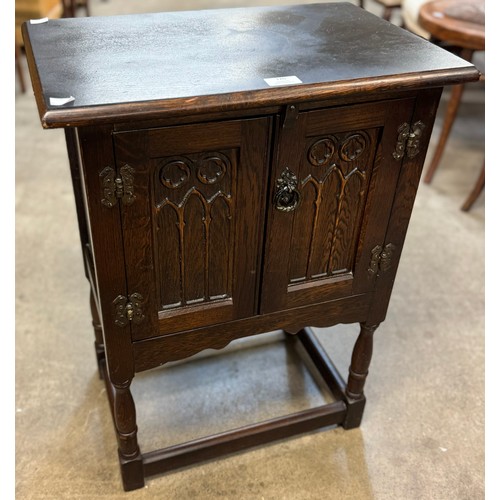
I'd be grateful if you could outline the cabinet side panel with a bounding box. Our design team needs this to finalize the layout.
[77,126,134,381]
[64,128,90,274]
[367,88,443,324]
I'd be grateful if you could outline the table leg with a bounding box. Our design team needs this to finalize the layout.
[346,323,378,400]
[101,362,144,490]
[112,379,144,491]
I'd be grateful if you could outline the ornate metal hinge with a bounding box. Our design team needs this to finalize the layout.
[392,121,425,160]
[100,164,136,208]
[368,243,396,277]
[113,293,145,327]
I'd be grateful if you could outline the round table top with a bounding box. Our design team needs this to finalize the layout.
[418,0,485,51]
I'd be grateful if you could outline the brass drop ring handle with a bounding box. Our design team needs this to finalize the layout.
[274,167,300,212]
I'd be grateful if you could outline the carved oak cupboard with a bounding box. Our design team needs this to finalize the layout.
[23,2,479,491]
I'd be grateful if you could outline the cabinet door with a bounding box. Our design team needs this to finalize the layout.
[260,99,415,314]
[113,118,270,340]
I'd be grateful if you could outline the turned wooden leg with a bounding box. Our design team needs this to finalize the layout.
[461,160,485,211]
[15,44,27,94]
[359,0,365,8]
[89,291,106,378]
[100,320,144,489]
[111,379,144,491]
[346,323,378,400]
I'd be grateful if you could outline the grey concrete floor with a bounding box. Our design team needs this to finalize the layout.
[15,1,485,498]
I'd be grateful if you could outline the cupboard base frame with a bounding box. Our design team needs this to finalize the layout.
[22,2,480,493]
[99,326,369,491]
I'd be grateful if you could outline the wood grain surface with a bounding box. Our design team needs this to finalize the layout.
[22,2,478,128]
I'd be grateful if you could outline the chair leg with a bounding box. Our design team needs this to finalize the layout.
[79,0,90,16]
[424,48,474,184]
[424,83,465,184]
[382,7,393,21]
[461,160,485,211]
[64,0,90,17]
[359,0,365,9]
[15,44,27,94]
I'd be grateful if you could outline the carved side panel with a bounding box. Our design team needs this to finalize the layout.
[153,151,236,310]
[288,129,379,285]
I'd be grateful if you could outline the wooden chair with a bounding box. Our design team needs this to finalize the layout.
[417,0,485,211]
[62,0,89,17]
[401,0,432,37]
[15,43,27,93]
[372,0,402,22]
[15,0,65,93]
[403,0,485,211]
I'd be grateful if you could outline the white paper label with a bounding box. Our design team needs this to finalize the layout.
[49,96,76,106]
[30,17,49,24]
[264,76,303,87]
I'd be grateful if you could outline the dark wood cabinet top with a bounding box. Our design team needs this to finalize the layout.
[22,2,478,128]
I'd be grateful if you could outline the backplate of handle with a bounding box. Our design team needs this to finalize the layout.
[274,167,300,212]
